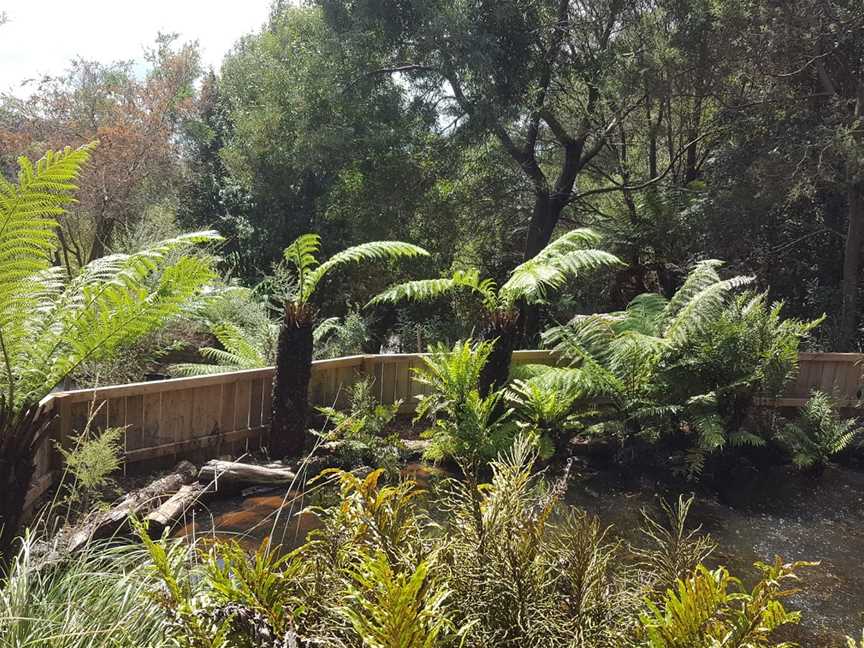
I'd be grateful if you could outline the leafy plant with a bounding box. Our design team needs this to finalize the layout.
[776,390,861,471]
[317,377,403,474]
[57,409,124,513]
[632,495,717,592]
[0,144,220,557]
[507,378,588,459]
[640,558,814,647]
[270,232,428,458]
[313,306,372,359]
[340,551,459,648]
[539,261,819,476]
[413,340,516,472]
[370,228,622,394]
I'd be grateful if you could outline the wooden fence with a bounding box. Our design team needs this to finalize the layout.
[25,350,864,509]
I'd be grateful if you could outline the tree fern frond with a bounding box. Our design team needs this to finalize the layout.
[313,317,342,343]
[664,275,754,344]
[500,229,621,305]
[303,240,428,302]
[368,277,463,306]
[662,259,725,322]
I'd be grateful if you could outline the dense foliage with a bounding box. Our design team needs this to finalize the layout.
[1,441,834,647]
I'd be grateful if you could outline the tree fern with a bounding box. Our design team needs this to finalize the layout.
[500,228,623,306]
[0,144,220,556]
[370,229,620,312]
[271,232,428,457]
[282,233,428,305]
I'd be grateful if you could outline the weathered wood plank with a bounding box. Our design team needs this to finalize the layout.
[192,384,222,438]
[234,379,252,430]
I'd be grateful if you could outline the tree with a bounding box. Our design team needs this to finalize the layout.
[737,0,864,349]
[0,35,201,267]
[195,6,442,283]
[370,228,621,394]
[270,234,428,457]
[320,1,691,271]
[0,143,220,557]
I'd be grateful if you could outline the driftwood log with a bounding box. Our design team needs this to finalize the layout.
[64,460,198,553]
[145,482,207,536]
[198,458,332,494]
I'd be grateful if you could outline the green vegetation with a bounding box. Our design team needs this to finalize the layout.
[0,145,219,557]
[1,440,817,648]
[371,228,622,394]
[777,391,862,471]
[317,377,403,476]
[269,233,428,457]
[2,0,864,643]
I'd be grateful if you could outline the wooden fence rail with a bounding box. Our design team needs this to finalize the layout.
[25,350,864,508]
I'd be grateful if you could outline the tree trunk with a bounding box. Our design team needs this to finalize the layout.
[840,181,864,350]
[478,311,519,397]
[0,403,52,561]
[270,304,314,458]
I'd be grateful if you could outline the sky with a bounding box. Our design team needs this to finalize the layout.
[0,0,273,96]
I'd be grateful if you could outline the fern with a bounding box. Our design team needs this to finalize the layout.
[776,390,861,470]
[0,145,219,554]
[370,229,619,313]
[282,233,428,305]
[500,228,623,306]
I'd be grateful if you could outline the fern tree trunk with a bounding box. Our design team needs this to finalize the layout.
[478,310,519,397]
[0,402,52,560]
[270,304,314,458]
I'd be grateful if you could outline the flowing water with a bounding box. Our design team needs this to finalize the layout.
[179,462,864,646]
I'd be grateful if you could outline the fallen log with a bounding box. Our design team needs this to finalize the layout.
[145,482,207,537]
[199,460,297,494]
[65,460,198,553]
[199,458,331,494]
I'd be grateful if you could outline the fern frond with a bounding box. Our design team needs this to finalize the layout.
[664,274,754,344]
[302,240,428,302]
[369,268,496,310]
[500,228,622,305]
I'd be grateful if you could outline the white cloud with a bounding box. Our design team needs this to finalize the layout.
[0,0,272,96]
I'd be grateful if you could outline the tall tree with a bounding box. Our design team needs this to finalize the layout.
[320,1,690,264]
[0,35,201,267]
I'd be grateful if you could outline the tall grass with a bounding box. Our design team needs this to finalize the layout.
[0,537,165,648]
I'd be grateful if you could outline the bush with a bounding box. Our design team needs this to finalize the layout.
[413,340,516,473]
[776,390,861,470]
[1,441,812,648]
[540,263,821,477]
[316,377,403,475]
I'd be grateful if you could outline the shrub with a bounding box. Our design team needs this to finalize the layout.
[56,410,124,513]
[507,378,589,459]
[413,340,516,473]
[317,377,403,475]
[540,262,820,477]
[776,390,861,470]
[640,558,814,647]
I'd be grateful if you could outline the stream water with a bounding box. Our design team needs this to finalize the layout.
[178,462,864,646]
